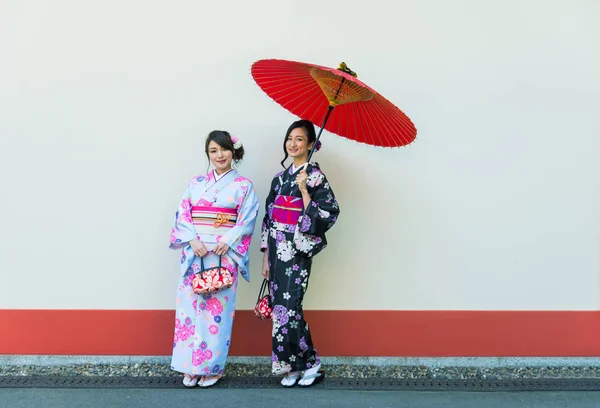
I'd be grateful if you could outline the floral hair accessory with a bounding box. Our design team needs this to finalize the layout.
[314,140,322,152]
[231,135,242,150]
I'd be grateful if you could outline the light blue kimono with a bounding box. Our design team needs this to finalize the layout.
[169,169,259,376]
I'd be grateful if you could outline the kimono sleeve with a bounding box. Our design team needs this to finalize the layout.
[169,181,198,250]
[220,180,260,258]
[260,177,277,252]
[297,169,340,237]
[293,168,340,257]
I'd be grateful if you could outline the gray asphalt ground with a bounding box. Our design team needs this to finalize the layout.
[2,388,600,408]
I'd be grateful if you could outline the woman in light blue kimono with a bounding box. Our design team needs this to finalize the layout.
[169,130,260,388]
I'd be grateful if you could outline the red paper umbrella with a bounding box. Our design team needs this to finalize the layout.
[251,59,417,159]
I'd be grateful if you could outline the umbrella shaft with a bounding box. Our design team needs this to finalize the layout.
[308,105,334,162]
[307,77,346,161]
[334,77,346,99]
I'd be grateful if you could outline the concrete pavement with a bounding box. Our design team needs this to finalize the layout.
[2,388,600,408]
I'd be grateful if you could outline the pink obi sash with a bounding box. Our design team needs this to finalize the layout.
[191,206,237,234]
[272,195,303,225]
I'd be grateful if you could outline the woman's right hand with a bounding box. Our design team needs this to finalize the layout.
[189,239,208,257]
[261,251,270,280]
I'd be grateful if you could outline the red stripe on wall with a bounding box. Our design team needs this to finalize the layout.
[1,310,600,356]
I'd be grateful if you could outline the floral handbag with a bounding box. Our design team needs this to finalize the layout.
[254,279,272,320]
[191,256,234,294]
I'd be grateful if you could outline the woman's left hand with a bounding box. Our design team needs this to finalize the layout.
[213,241,230,256]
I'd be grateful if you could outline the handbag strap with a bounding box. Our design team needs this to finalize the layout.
[257,279,269,302]
[197,254,223,276]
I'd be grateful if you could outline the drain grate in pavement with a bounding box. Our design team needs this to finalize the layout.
[2,376,600,391]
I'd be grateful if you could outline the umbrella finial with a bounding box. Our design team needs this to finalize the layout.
[338,62,357,78]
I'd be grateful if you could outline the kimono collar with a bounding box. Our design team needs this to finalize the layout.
[199,168,239,201]
[214,168,234,181]
[290,161,318,175]
[291,162,306,173]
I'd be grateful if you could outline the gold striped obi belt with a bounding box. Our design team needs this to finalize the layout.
[192,206,237,235]
[272,195,303,225]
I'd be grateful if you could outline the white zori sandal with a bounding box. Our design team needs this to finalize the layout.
[198,375,221,388]
[182,374,199,388]
[281,371,301,387]
[298,364,325,387]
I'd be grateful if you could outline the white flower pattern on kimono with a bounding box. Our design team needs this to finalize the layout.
[272,361,292,375]
[260,228,268,249]
[276,240,296,262]
[318,208,330,219]
[272,308,285,336]
[293,228,322,254]
[307,171,324,188]
[272,321,281,337]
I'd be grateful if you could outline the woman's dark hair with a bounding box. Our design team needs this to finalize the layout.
[280,119,316,168]
[205,130,244,166]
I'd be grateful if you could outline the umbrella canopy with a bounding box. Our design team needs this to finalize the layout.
[251,59,417,156]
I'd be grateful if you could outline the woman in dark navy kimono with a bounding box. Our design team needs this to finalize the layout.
[260,119,340,387]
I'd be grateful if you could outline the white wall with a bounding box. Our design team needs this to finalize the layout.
[1,0,598,310]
